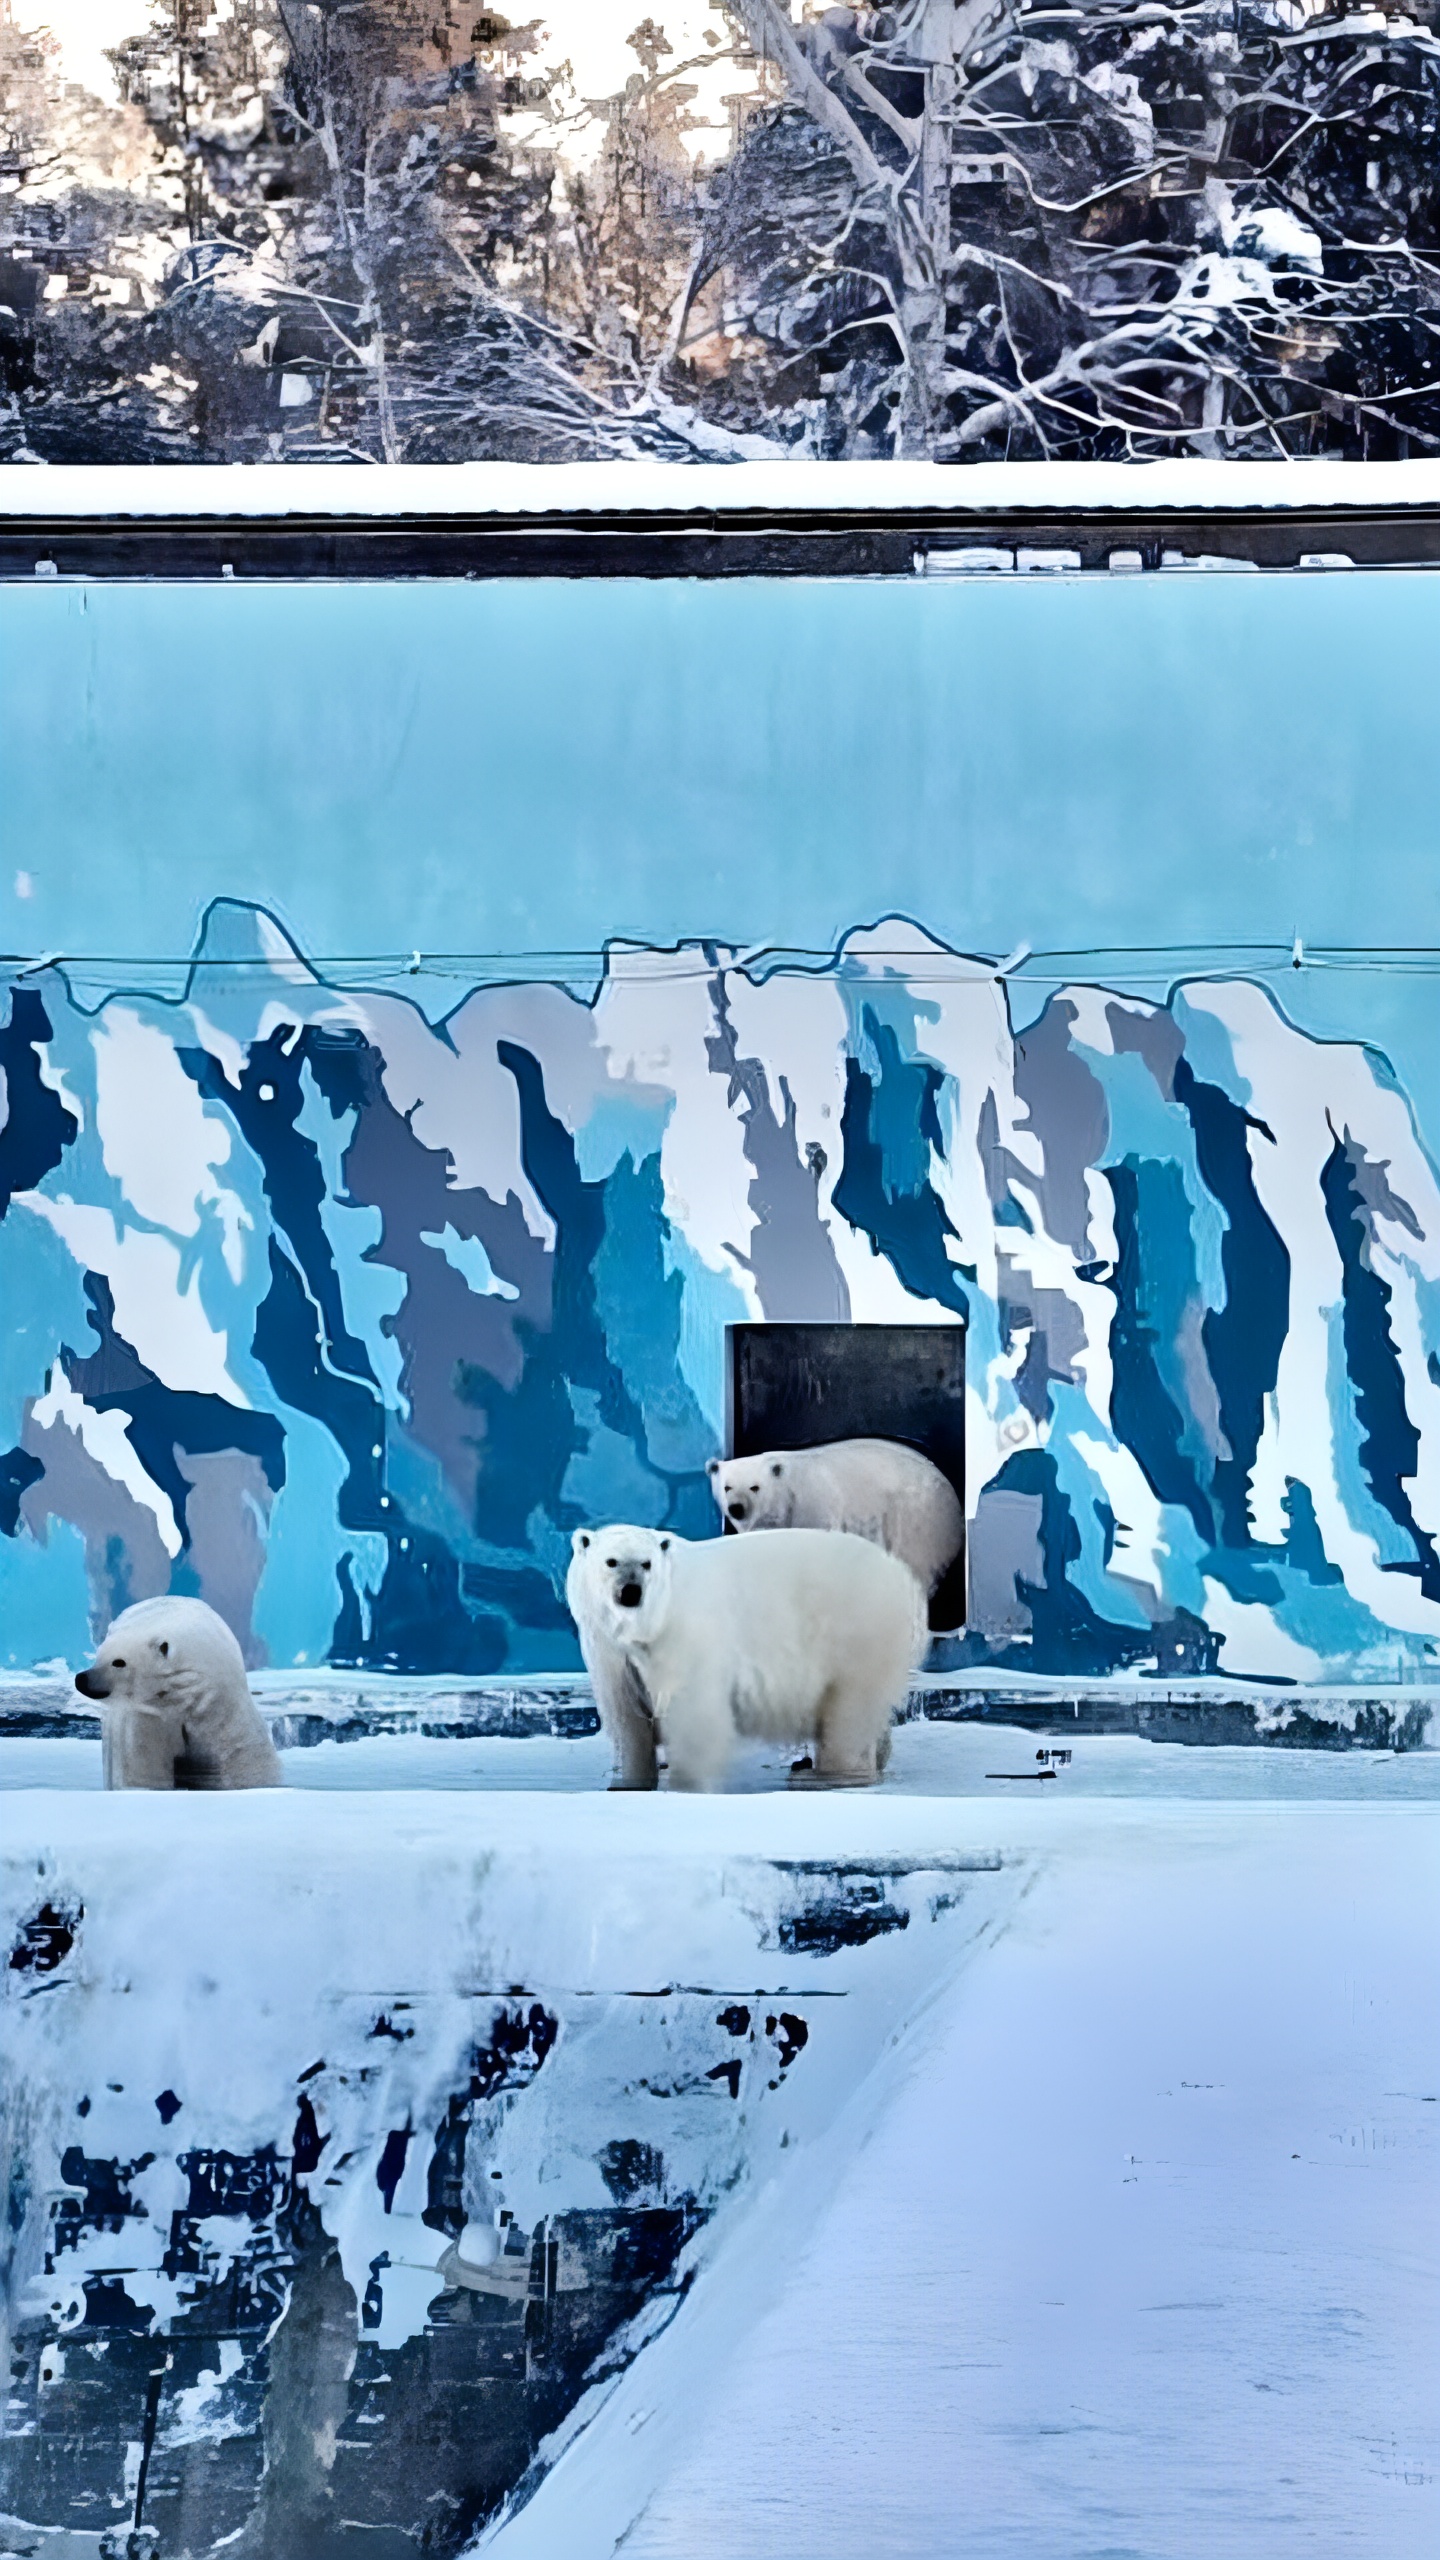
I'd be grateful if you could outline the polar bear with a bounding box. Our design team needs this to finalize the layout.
[707,1438,964,1599]
[74,1596,284,1790]
[564,1555,662,1793]
[567,1524,925,1793]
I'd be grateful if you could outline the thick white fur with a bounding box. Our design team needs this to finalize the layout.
[563,1543,661,1792]
[75,1596,283,1791]
[567,1524,925,1793]
[707,1437,963,1598]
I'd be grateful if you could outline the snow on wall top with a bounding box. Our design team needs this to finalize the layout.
[3,901,1440,1685]
[4,459,1440,520]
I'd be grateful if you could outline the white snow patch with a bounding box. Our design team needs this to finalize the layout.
[94,1005,249,1274]
[1203,1576,1323,1682]
[12,1194,247,1405]
[1222,201,1325,271]
[1071,1431,1169,1595]
[421,1223,520,1300]
[28,1367,182,1556]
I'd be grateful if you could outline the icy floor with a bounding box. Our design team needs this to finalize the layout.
[3,1719,1439,1796]
[2,1771,1434,2557]
[533,1802,1440,2560]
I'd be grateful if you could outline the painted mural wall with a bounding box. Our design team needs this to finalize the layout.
[4,904,1440,1684]
[5,0,1439,464]
[7,569,1440,1685]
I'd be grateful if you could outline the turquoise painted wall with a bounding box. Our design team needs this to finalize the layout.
[3,571,1440,1683]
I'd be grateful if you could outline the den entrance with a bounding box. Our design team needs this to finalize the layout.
[723,1323,967,1633]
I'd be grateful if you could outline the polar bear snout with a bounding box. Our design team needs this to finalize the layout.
[726,1497,750,1524]
[616,1579,645,1608]
[74,1666,109,1700]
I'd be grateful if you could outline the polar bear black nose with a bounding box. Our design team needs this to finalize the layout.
[74,1668,107,1699]
[617,1580,644,1608]
[727,1499,747,1522]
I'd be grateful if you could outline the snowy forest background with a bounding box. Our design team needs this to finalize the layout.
[2,0,1440,463]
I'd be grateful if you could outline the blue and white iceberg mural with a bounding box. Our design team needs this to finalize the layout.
[3,902,1440,1685]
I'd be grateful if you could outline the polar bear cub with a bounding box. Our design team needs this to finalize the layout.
[75,1596,283,1790]
[567,1524,925,1792]
[707,1437,963,1599]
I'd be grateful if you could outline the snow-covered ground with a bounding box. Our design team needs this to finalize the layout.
[3,1718,1438,1796]
[1,1773,1434,2555]
[613,1800,1439,2560]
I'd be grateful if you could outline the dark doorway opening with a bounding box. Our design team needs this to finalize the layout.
[724,1323,967,1632]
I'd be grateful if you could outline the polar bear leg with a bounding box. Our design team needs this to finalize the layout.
[595,1655,659,1791]
[658,1675,735,1794]
[105,1702,183,1790]
[609,1668,659,1792]
[808,1673,891,1786]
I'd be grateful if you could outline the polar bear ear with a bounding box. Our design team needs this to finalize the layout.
[572,1530,591,1554]
[770,1460,784,1478]
[657,1535,672,1553]
[705,1458,721,1479]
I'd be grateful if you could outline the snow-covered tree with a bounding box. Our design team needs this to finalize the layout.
[3,0,1439,459]
[687,0,1440,457]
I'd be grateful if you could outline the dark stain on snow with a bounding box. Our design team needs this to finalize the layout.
[375,2127,413,2212]
[768,2012,809,2071]
[370,2010,415,2041]
[7,1898,81,1976]
[423,2003,559,2241]
[178,2145,285,2225]
[53,2147,154,2252]
[292,2092,327,2173]
[597,2138,665,2202]
[773,1875,911,1955]
[2,1907,868,2551]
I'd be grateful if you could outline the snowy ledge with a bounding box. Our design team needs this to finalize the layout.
[4,458,1440,520]
[0,1668,1430,1752]
[3,1792,1430,2555]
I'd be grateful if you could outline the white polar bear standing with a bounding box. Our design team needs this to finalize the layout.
[707,1438,964,1600]
[567,1524,925,1793]
[564,1564,662,1792]
[74,1596,284,1790]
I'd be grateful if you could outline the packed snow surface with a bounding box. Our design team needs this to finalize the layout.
[551,1802,1440,2560]
[1,1779,1433,2556]
[4,1718,1439,1795]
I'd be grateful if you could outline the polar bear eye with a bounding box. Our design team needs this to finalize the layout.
[604,1558,617,1570]
[111,1657,126,1670]
[157,1640,169,1658]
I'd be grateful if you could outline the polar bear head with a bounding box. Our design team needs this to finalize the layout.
[568,1525,675,1643]
[75,1595,247,1711]
[706,1453,791,1531]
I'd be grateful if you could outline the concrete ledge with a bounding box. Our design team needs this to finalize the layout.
[1,1670,1430,1752]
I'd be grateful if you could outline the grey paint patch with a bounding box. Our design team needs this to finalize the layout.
[706,983,850,1323]
[19,1413,172,1635]
[1107,1000,1186,1101]
[177,1449,273,1669]
[1012,1001,1110,1256]
[967,1489,1044,1642]
[1339,1130,1425,1243]
[1010,1289,1089,1422]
